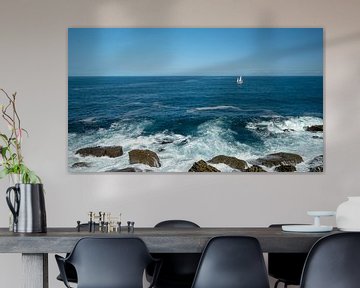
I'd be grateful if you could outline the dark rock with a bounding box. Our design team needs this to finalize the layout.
[308,155,323,172]
[309,165,323,172]
[275,165,296,172]
[208,155,248,171]
[312,136,323,139]
[158,138,174,145]
[283,129,295,132]
[245,165,266,172]
[71,162,90,168]
[309,155,323,166]
[309,166,323,172]
[305,125,323,132]
[76,146,123,158]
[108,167,144,172]
[128,149,161,167]
[156,135,189,146]
[255,152,303,167]
[188,160,220,172]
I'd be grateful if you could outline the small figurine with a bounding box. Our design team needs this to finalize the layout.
[88,211,93,232]
[127,221,135,233]
[77,221,81,232]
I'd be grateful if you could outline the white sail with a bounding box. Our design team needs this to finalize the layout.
[237,76,243,84]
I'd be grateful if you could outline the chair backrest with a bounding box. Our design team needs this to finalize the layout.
[67,237,154,288]
[151,220,201,286]
[300,232,360,288]
[155,220,200,228]
[268,224,308,285]
[191,236,270,288]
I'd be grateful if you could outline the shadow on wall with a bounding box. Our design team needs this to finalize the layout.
[92,1,360,76]
[327,31,360,46]
[94,0,181,26]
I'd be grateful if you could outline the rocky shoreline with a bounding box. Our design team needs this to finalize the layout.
[70,123,324,172]
[71,146,323,173]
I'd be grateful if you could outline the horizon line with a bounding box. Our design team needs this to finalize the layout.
[68,75,323,77]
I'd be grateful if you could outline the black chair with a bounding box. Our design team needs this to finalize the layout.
[55,237,160,288]
[300,232,360,288]
[154,220,200,229]
[147,220,201,288]
[56,223,99,284]
[191,236,270,288]
[268,224,308,288]
[56,262,77,284]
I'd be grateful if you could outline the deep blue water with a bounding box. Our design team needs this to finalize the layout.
[68,76,323,172]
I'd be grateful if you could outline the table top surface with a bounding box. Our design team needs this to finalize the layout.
[0,227,340,253]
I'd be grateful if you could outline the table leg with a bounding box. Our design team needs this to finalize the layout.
[22,253,48,288]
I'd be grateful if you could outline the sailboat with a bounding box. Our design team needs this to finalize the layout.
[236,76,243,84]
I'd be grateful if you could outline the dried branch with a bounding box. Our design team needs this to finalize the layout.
[0,88,40,183]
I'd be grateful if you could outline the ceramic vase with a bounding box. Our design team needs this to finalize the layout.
[6,183,47,233]
[336,196,360,231]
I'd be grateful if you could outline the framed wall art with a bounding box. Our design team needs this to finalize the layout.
[68,28,323,173]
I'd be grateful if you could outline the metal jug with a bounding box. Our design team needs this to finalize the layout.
[6,183,47,233]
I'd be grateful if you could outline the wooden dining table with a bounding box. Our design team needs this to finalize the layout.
[0,226,339,288]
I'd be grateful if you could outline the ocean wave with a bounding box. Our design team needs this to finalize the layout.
[68,116,323,172]
[71,87,98,91]
[245,116,323,167]
[246,116,323,134]
[189,106,242,112]
[79,117,97,123]
[152,102,174,109]
[68,118,254,172]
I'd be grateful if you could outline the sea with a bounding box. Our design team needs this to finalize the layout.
[68,76,323,172]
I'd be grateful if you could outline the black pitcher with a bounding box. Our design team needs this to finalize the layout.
[6,183,47,233]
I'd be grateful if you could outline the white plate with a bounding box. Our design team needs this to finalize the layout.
[338,227,360,232]
[282,225,333,232]
[307,211,336,217]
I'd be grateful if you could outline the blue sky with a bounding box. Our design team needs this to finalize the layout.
[68,28,323,76]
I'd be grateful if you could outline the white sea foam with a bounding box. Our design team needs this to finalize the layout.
[68,116,323,173]
[246,116,323,134]
[245,116,324,168]
[189,106,241,112]
[68,118,254,172]
[79,117,97,123]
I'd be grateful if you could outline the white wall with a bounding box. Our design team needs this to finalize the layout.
[1,0,360,287]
